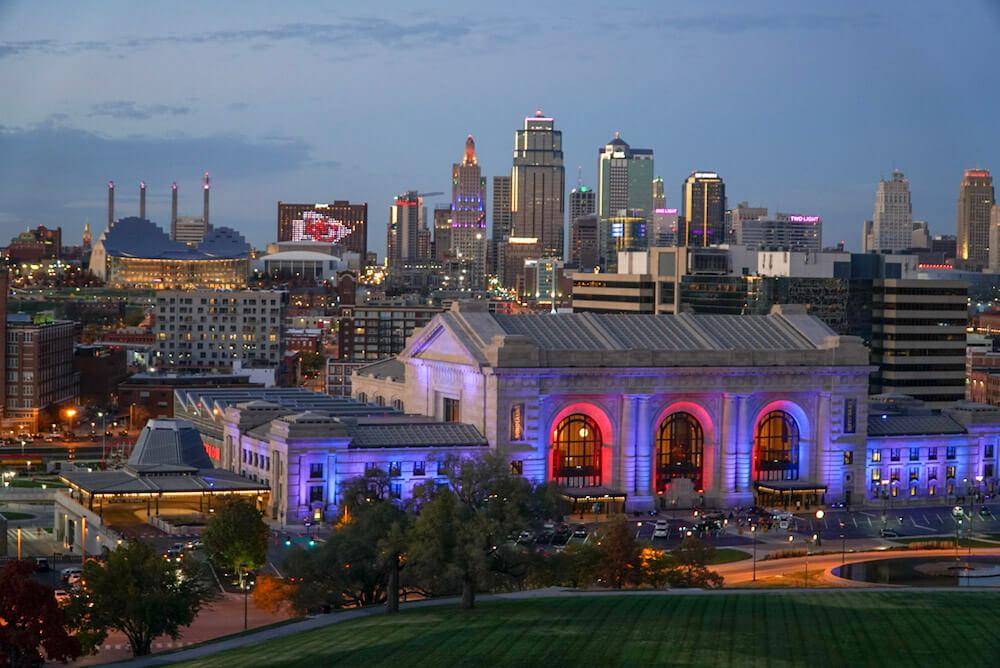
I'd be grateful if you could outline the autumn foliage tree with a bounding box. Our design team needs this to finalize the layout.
[0,560,82,667]
[252,575,299,615]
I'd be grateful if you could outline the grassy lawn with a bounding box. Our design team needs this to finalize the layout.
[0,510,34,520]
[705,548,751,565]
[8,478,67,488]
[890,536,998,548]
[174,592,1000,667]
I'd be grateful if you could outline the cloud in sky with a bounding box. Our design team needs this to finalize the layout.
[89,100,192,120]
[645,12,883,34]
[0,17,485,61]
[0,122,313,240]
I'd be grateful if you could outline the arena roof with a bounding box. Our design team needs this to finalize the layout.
[99,217,249,260]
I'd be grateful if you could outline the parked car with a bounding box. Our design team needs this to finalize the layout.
[165,548,184,563]
[652,521,669,539]
[572,524,588,538]
[979,507,992,519]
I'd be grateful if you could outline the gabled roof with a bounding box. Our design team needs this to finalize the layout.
[127,419,213,470]
[349,422,488,449]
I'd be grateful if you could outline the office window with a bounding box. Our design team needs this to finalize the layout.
[843,451,853,466]
[890,448,900,462]
[309,485,324,503]
[388,462,401,477]
[871,468,881,482]
[928,467,938,480]
[412,461,426,476]
[890,468,900,482]
[390,483,402,499]
[946,465,956,479]
[986,444,995,459]
[909,448,919,462]
[928,447,938,461]
[909,467,919,481]
[443,397,460,422]
[986,463,995,478]
[365,461,378,473]
[872,450,881,463]
[510,460,524,476]
[309,463,323,480]
[946,447,957,460]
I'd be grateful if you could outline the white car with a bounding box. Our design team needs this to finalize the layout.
[652,526,670,539]
[952,506,965,519]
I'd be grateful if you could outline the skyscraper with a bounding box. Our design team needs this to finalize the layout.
[433,205,453,262]
[450,135,487,286]
[569,184,596,223]
[510,110,565,259]
[956,169,995,267]
[680,171,726,246]
[652,177,666,210]
[871,170,913,252]
[491,175,512,279]
[989,205,1000,272]
[387,191,428,269]
[597,133,654,268]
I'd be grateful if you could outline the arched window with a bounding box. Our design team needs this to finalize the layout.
[375,395,385,407]
[754,410,800,481]
[391,399,404,411]
[357,392,367,404]
[551,414,602,487]
[656,412,704,491]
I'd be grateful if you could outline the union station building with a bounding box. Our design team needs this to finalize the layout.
[353,302,1000,512]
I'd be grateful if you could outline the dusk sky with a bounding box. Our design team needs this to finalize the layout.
[1,1,998,256]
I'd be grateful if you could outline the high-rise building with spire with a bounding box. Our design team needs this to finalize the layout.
[956,168,995,268]
[387,191,428,270]
[509,110,565,263]
[449,135,487,288]
[871,170,913,253]
[652,177,666,210]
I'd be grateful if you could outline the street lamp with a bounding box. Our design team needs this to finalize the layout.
[751,525,757,582]
[239,562,249,630]
[814,509,824,548]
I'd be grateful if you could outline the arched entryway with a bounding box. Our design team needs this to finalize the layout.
[753,410,800,482]
[655,412,704,491]
[551,414,602,488]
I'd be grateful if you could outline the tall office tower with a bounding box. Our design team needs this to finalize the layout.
[861,220,875,252]
[139,181,146,219]
[956,169,995,268]
[569,214,599,270]
[0,270,5,423]
[449,135,488,286]
[597,133,654,267]
[569,184,596,223]
[433,205,453,262]
[680,171,726,246]
[989,206,1000,272]
[387,191,428,269]
[652,177,666,210]
[491,175,512,278]
[871,279,968,407]
[727,201,768,243]
[871,170,913,252]
[510,110,566,259]
[82,223,92,249]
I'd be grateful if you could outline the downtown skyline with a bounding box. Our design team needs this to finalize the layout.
[1,1,999,256]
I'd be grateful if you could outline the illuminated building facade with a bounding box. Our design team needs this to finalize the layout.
[353,302,1000,509]
[277,201,368,262]
[510,110,565,261]
[871,170,913,253]
[90,217,250,289]
[956,169,995,268]
[450,135,488,287]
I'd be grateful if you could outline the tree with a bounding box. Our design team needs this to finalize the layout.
[284,497,408,611]
[666,535,724,588]
[407,452,539,609]
[594,517,642,589]
[252,575,299,614]
[68,541,215,657]
[298,352,324,375]
[337,468,391,509]
[0,560,82,667]
[202,496,269,580]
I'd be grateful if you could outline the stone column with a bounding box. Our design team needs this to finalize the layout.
[635,396,653,500]
[816,392,832,488]
[735,395,751,494]
[617,395,635,493]
[720,394,739,495]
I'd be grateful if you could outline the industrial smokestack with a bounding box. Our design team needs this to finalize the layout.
[139,180,146,219]
[171,182,178,239]
[203,172,210,229]
[107,181,115,228]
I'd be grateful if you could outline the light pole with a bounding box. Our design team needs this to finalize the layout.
[751,525,757,582]
[240,562,249,630]
[814,509,825,548]
[839,520,846,569]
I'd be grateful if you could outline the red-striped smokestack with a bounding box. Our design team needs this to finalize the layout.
[139,180,146,219]
[203,172,210,229]
[107,181,114,228]
[171,182,178,239]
